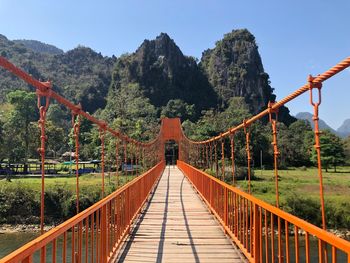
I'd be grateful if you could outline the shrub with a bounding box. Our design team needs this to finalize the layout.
[234,166,255,181]
[45,185,72,223]
[325,202,350,229]
[283,194,322,227]
[0,183,39,224]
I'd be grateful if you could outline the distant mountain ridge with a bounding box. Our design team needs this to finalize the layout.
[0,30,296,124]
[296,112,350,138]
[0,34,115,113]
[13,39,64,55]
[337,119,350,138]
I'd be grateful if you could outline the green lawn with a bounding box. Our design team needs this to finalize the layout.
[0,172,136,195]
[233,166,350,205]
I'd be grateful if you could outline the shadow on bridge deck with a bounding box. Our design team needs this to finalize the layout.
[114,166,246,263]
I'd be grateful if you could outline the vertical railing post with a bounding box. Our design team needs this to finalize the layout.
[224,188,228,227]
[209,179,213,208]
[22,256,33,263]
[253,203,260,262]
[100,206,107,262]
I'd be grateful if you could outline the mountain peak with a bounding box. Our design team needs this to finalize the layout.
[0,34,8,41]
[156,32,172,42]
[222,29,256,44]
[199,28,298,124]
[137,33,183,60]
[337,119,350,137]
[296,112,337,133]
[110,33,217,116]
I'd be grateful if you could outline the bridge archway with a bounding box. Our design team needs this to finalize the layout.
[164,140,178,165]
[159,117,183,161]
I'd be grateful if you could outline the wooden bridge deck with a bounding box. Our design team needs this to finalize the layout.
[115,166,245,263]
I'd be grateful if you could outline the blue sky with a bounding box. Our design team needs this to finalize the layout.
[0,0,349,129]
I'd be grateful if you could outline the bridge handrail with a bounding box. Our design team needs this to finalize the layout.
[178,161,350,262]
[0,161,165,263]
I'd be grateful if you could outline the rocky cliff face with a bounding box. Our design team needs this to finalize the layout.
[110,33,218,116]
[200,29,295,124]
[200,29,273,112]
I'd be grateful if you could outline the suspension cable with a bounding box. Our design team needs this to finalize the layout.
[72,107,81,214]
[221,135,225,181]
[268,102,280,208]
[99,127,106,198]
[115,139,119,187]
[230,132,235,186]
[243,120,252,194]
[308,75,327,230]
[36,83,51,234]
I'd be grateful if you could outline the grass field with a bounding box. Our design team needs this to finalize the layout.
[0,172,134,192]
[0,172,135,193]
[234,166,350,205]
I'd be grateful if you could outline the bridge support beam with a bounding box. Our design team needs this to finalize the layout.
[253,204,260,263]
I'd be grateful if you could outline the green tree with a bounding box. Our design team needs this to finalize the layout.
[309,130,345,172]
[28,121,66,159]
[46,104,69,127]
[343,136,350,164]
[103,83,158,140]
[277,120,313,167]
[161,99,195,121]
[5,91,37,165]
[0,119,5,161]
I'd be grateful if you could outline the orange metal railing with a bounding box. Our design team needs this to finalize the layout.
[177,56,350,262]
[0,161,165,263]
[178,161,350,263]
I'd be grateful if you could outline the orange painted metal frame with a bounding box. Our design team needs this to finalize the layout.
[178,161,350,263]
[0,161,165,263]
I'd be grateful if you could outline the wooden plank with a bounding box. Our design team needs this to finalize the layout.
[114,166,246,263]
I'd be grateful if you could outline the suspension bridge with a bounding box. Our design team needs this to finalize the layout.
[0,56,349,262]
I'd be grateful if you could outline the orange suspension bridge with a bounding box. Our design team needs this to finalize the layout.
[0,56,349,262]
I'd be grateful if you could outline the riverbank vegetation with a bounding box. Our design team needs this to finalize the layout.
[0,174,134,225]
